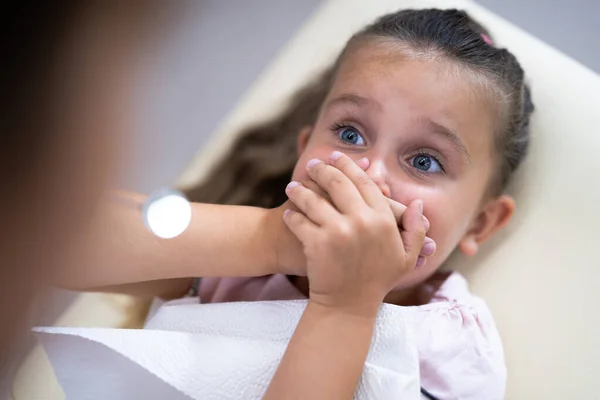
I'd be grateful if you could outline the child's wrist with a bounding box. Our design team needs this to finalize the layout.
[307,295,382,321]
[260,207,281,275]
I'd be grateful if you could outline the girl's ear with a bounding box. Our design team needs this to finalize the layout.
[458,194,515,256]
[296,126,313,156]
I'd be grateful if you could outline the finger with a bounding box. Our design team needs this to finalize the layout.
[299,179,331,204]
[305,158,367,214]
[329,151,388,210]
[387,198,407,222]
[419,237,436,258]
[300,157,369,206]
[386,198,429,232]
[304,156,430,231]
[356,157,370,171]
[285,181,338,226]
[357,156,406,221]
[282,208,317,243]
[400,199,427,268]
[330,154,431,230]
[301,172,431,236]
[394,198,434,259]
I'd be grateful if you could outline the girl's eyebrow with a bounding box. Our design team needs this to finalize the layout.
[419,118,472,163]
[325,93,381,111]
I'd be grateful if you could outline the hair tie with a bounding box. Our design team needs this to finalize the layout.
[481,34,493,45]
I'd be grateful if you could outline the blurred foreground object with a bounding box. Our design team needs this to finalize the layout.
[0,0,163,393]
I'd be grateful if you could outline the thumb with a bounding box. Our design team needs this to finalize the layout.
[387,198,407,222]
[400,199,427,268]
[386,198,429,232]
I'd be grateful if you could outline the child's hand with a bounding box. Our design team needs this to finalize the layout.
[283,152,428,317]
[267,159,370,277]
[267,160,432,277]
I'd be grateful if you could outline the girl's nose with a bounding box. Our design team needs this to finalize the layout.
[365,159,391,198]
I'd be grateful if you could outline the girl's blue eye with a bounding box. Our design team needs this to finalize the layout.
[338,127,365,145]
[411,154,443,173]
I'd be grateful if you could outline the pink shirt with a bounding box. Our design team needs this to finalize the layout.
[199,272,506,399]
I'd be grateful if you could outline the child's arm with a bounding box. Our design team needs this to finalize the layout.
[264,301,379,400]
[264,152,427,399]
[56,168,430,299]
[55,191,282,293]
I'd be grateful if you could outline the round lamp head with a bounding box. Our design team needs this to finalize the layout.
[142,189,191,239]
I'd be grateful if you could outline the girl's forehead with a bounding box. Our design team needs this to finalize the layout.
[330,43,499,140]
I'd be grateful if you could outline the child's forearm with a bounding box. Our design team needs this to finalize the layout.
[263,300,378,400]
[55,191,276,291]
[94,279,195,300]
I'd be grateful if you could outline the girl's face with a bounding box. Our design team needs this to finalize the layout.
[292,42,515,292]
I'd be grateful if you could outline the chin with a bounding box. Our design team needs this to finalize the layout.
[392,266,439,291]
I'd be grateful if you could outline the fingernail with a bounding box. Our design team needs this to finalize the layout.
[286,181,300,192]
[330,151,343,161]
[283,209,292,217]
[423,215,430,232]
[356,157,370,171]
[422,239,436,257]
[415,256,426,269]
[306,159,322,169]
[416,200,424,214]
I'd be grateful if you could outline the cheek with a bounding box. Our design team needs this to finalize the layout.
[388,181,475,273]
[291,144,336,181]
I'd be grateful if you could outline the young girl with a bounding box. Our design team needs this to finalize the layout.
[60,8,533,400]
[187,8,533,399]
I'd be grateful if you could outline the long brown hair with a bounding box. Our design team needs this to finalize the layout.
[184,67,335,207]
[184,9,534,206]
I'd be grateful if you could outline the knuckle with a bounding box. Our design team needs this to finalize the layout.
[289,211,304,225]
[372,212,393,228]
[332,221,353,240]
[301,179,330,202]
[306,197,328,219]
[353,213,369,229]
[326,173,346,190]
[301,179,319,193]
[337,156,353,170]
[351,211,394,235]
[301,192,317,213]
[311,161,327,179]
[414,222,427,240]
[356,174,376,189]
[353,212,375,231]
[406,224,424,240]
